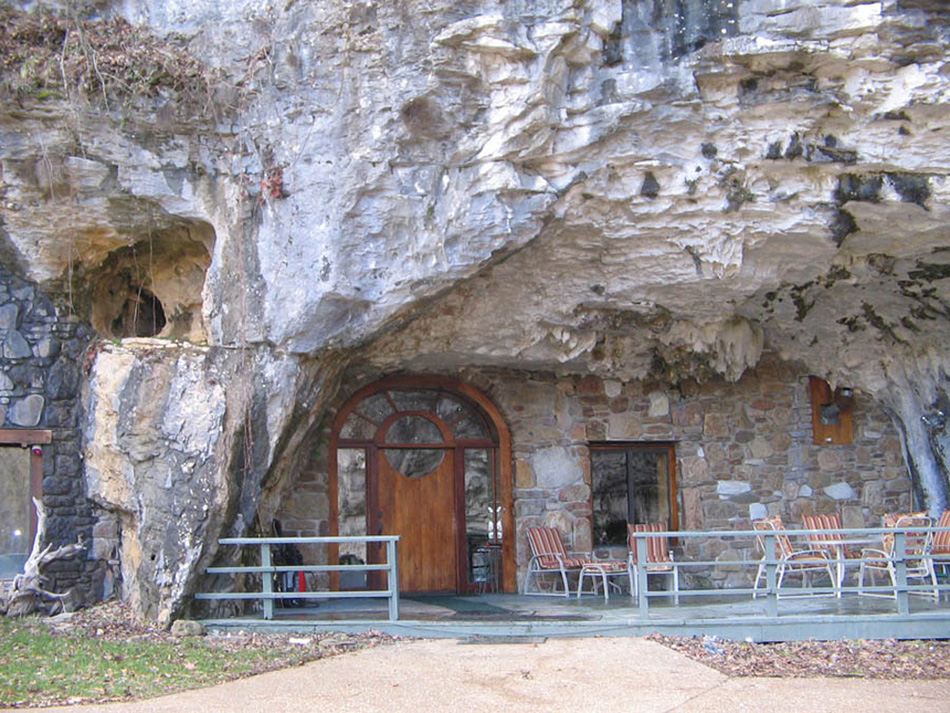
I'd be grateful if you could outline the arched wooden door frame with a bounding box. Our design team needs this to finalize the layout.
[329,375,515,593]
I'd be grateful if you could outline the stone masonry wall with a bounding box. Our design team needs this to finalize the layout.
[474,355,910,589]
[0,265,98,598]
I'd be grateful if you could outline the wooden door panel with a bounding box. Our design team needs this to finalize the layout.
[378,448,456,593]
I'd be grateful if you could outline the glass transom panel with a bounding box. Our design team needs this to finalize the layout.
[385,415,443,444]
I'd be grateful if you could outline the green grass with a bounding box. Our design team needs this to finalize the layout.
[0,617,306,707]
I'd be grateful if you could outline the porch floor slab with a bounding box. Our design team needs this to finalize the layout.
[200,592,950,642]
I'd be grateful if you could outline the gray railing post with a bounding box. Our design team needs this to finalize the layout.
[387,537,400,621]
[636,536,649,619]
[764,532,778,617]
[895,530,909,615]
[261,542,274,621]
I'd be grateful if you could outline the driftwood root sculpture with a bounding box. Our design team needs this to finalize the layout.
[0,497,86,617]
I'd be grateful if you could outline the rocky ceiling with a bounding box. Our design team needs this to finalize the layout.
[343,1,950,399]
[3,0,946,391]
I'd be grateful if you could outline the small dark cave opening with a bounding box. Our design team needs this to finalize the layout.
[110,283,167,338]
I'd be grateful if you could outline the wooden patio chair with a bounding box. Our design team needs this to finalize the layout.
[752,515,834,598]
[626,523,679,604]
[803,513,847,553]
[803,512,862,593]
[524,526,593,597]
[576,558,632,602]
[858,513,937,600]
[931,510,950,580]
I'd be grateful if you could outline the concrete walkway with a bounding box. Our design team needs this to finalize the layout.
[35,638,950,713]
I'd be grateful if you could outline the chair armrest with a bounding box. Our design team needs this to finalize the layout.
[860,548,889,560]
[527,552,567,569]
[786,548,831,561]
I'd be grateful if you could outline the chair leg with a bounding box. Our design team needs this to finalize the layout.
[753,562,765,599]
[672,566,680,606]
[559,569,571,598]
[526,566,575,597]
[525,568,538,595]
[859,562,897,599]
[776,563,786,598]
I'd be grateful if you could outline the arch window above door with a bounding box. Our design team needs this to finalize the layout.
[339,389,491,446]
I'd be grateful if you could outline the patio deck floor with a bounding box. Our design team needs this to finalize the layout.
[199,590,950,642]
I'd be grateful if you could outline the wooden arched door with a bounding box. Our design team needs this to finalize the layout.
[331,377,514,594]
[375,412,456,592]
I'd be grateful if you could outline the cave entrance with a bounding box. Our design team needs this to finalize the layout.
[330,376,514,594]
[86,219,214,343]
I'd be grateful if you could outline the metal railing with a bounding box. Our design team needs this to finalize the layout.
[629,525,950,621]
[194,535,400,620]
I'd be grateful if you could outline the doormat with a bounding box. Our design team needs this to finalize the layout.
[405,595,508,614]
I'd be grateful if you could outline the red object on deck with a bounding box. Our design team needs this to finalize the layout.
[298,571,307,592]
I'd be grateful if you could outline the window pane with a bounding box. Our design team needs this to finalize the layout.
[389,390,438,413]
[453,414,488,440]
[591,446,674,546]
[340,413,376,440]
[464,449,498,589]
[591,450,629,545]
[337,448,367,571]
[465,449,492,541]
[629,450,664,525]
[435,394,468,422]
[0,448,31,578]
[385,415,443,444]
[436,395,488,439]
[356,393,394,423]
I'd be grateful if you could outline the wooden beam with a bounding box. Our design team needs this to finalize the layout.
[0,429,52,445]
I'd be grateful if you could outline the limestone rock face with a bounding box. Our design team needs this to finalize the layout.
[81,340,312,623]
[5,0,950,617]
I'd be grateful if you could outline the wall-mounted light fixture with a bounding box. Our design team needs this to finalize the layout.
[809,377,855,444]
[819,387,853,426]
[820,402,840,425]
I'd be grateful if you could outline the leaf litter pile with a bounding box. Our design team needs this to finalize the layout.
[647,633,950,679]
[0,600,398,708]
[0,7,216,107]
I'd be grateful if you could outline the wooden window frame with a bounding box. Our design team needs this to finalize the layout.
[588,441,679,545]
[0,429,51,554]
